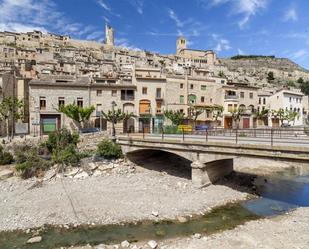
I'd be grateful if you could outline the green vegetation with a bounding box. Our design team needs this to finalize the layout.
[299,80,309,96]
[218,70,226,78]
[101,109,134,124]
[164,110,185,126]
[58,103,95,129]
[272,109,299,126]
[287,80,296,87]
[0,97,24,139]
[96,139,122,159]
[15,147,51,179]
[267,71,275,82]
[0,145,13,166]
[231,55,275,60]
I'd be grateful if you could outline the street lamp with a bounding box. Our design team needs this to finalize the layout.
[111,101,117,142]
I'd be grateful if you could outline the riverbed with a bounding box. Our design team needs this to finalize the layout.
[0,158,308,248]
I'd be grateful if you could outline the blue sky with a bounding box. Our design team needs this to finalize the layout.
[1,0,309,69]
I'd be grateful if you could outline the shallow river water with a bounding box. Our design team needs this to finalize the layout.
[1,167,308,249]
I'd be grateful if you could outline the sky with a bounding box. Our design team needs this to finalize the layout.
[1,0,309,69]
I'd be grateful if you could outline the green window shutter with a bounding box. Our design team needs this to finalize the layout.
[179,95,184,104]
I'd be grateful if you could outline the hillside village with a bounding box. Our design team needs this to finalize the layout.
[0,25,309,136]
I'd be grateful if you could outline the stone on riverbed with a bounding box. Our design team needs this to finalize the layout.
[27,236,42,244]
[147,240,158,249]
[0,169,13,180]
[120,240,130,248]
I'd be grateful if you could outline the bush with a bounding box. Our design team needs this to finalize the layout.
[15,148,51,179]
[52,144,80,167]
[97,139,122,159]
[0,145,14,165]
[42,128,79,153]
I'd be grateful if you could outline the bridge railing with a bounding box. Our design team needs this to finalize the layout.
[126,126,309,147]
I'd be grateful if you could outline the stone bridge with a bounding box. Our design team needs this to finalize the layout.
[118,136,309,187]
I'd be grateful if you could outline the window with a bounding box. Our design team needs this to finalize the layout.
[77,98,83,108]
[96,104,102,113]
[201,96,205,103]
[111,90,117,96]
[263,98,266,105]
[210,98,213,103]
[190,84,194,89]
[40,97,46,110]
[97,90,102,96]
[180,95,184,104]
[228,104,233,113]
[201,85,206,91]
[289,97,292,102]
[180,83,184,89]
[58,97,65,108]
[156,88,162,98]
[142,87,147,94]
[180,109,184,113]
[240,92,244,98]
[249,92,253,99]
[259,98,261,104]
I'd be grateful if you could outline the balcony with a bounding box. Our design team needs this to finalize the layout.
[140,108,152,115]
[121,95,135,101]
[225,94,239,100]
[155,95,164,101]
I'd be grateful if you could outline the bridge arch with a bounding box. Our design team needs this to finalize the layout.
[126,149,193,179]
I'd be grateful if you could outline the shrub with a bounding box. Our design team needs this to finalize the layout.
[42,128,79,153]
[52,144,80,167]
[0,145,14,165]
[15,148,51,179]
[97,139,122,159]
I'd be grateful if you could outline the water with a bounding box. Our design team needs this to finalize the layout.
[1,168,308,249]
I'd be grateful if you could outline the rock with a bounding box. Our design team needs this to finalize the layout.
[93,170,102,177]
[89,162,98,171]
[27,236,42,244]
[151,211,159,217]
[147,240,158,249]
[177,216,188,223]
[43,168,57,181]
[74,171,89,179]
[98,164,114,171]
[0,169,13,180]
[193,233,202,239]
[64,168,80,177]
[96,244,107,249]
[120,240,130,248]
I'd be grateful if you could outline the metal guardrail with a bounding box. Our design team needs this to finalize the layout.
[127,126,309,147]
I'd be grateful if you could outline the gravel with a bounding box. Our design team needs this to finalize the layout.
[0,167,248,231]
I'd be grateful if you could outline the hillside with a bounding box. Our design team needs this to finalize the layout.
[218,56,309,87]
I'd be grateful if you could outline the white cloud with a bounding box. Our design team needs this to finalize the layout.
[126,0,144,15]
[212,34,231,52]
[237,48,245,55]
[290,49,307,60]
[0,0,103,40]
[96,0,111,12]
[283,7,298,22]
[115,38,141,51]
[168,9,184,28]
[206,0,268,28]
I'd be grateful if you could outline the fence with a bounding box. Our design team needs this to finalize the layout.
[130,126,309,147]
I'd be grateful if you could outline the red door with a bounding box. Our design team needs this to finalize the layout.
[243,118,250,129]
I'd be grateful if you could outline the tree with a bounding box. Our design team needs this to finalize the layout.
[297,77,304,84]
[0,97,24,140]
[58,103,95,129]
[272,109,298,126]
[101,109,134,124]
[255,109,269,126]
[231,108,244,128]
[102,108,135,138]
[300,81,309,96]
[212,106,224,124]
[164,110,185,126]
[189,107,204,123]
[218,70,226,78]
[267,71,275,82]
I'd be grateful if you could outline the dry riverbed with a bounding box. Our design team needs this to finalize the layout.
[0,159,250,232]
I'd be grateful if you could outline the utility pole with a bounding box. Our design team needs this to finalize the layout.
[111,101,117,142]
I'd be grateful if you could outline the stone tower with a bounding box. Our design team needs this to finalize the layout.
[105,24,114,47]
[176,36,187,55]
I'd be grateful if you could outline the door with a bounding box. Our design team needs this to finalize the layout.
[224,117,233,129]
[243,118,250,129]
[272,118,280,128]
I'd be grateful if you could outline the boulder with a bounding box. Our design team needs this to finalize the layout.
[177,216,188,223]
[27,236,42,244]
[147,240,158,249]
[74,171,89,179]
[0,169,13,180]
[120,240,130,248]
